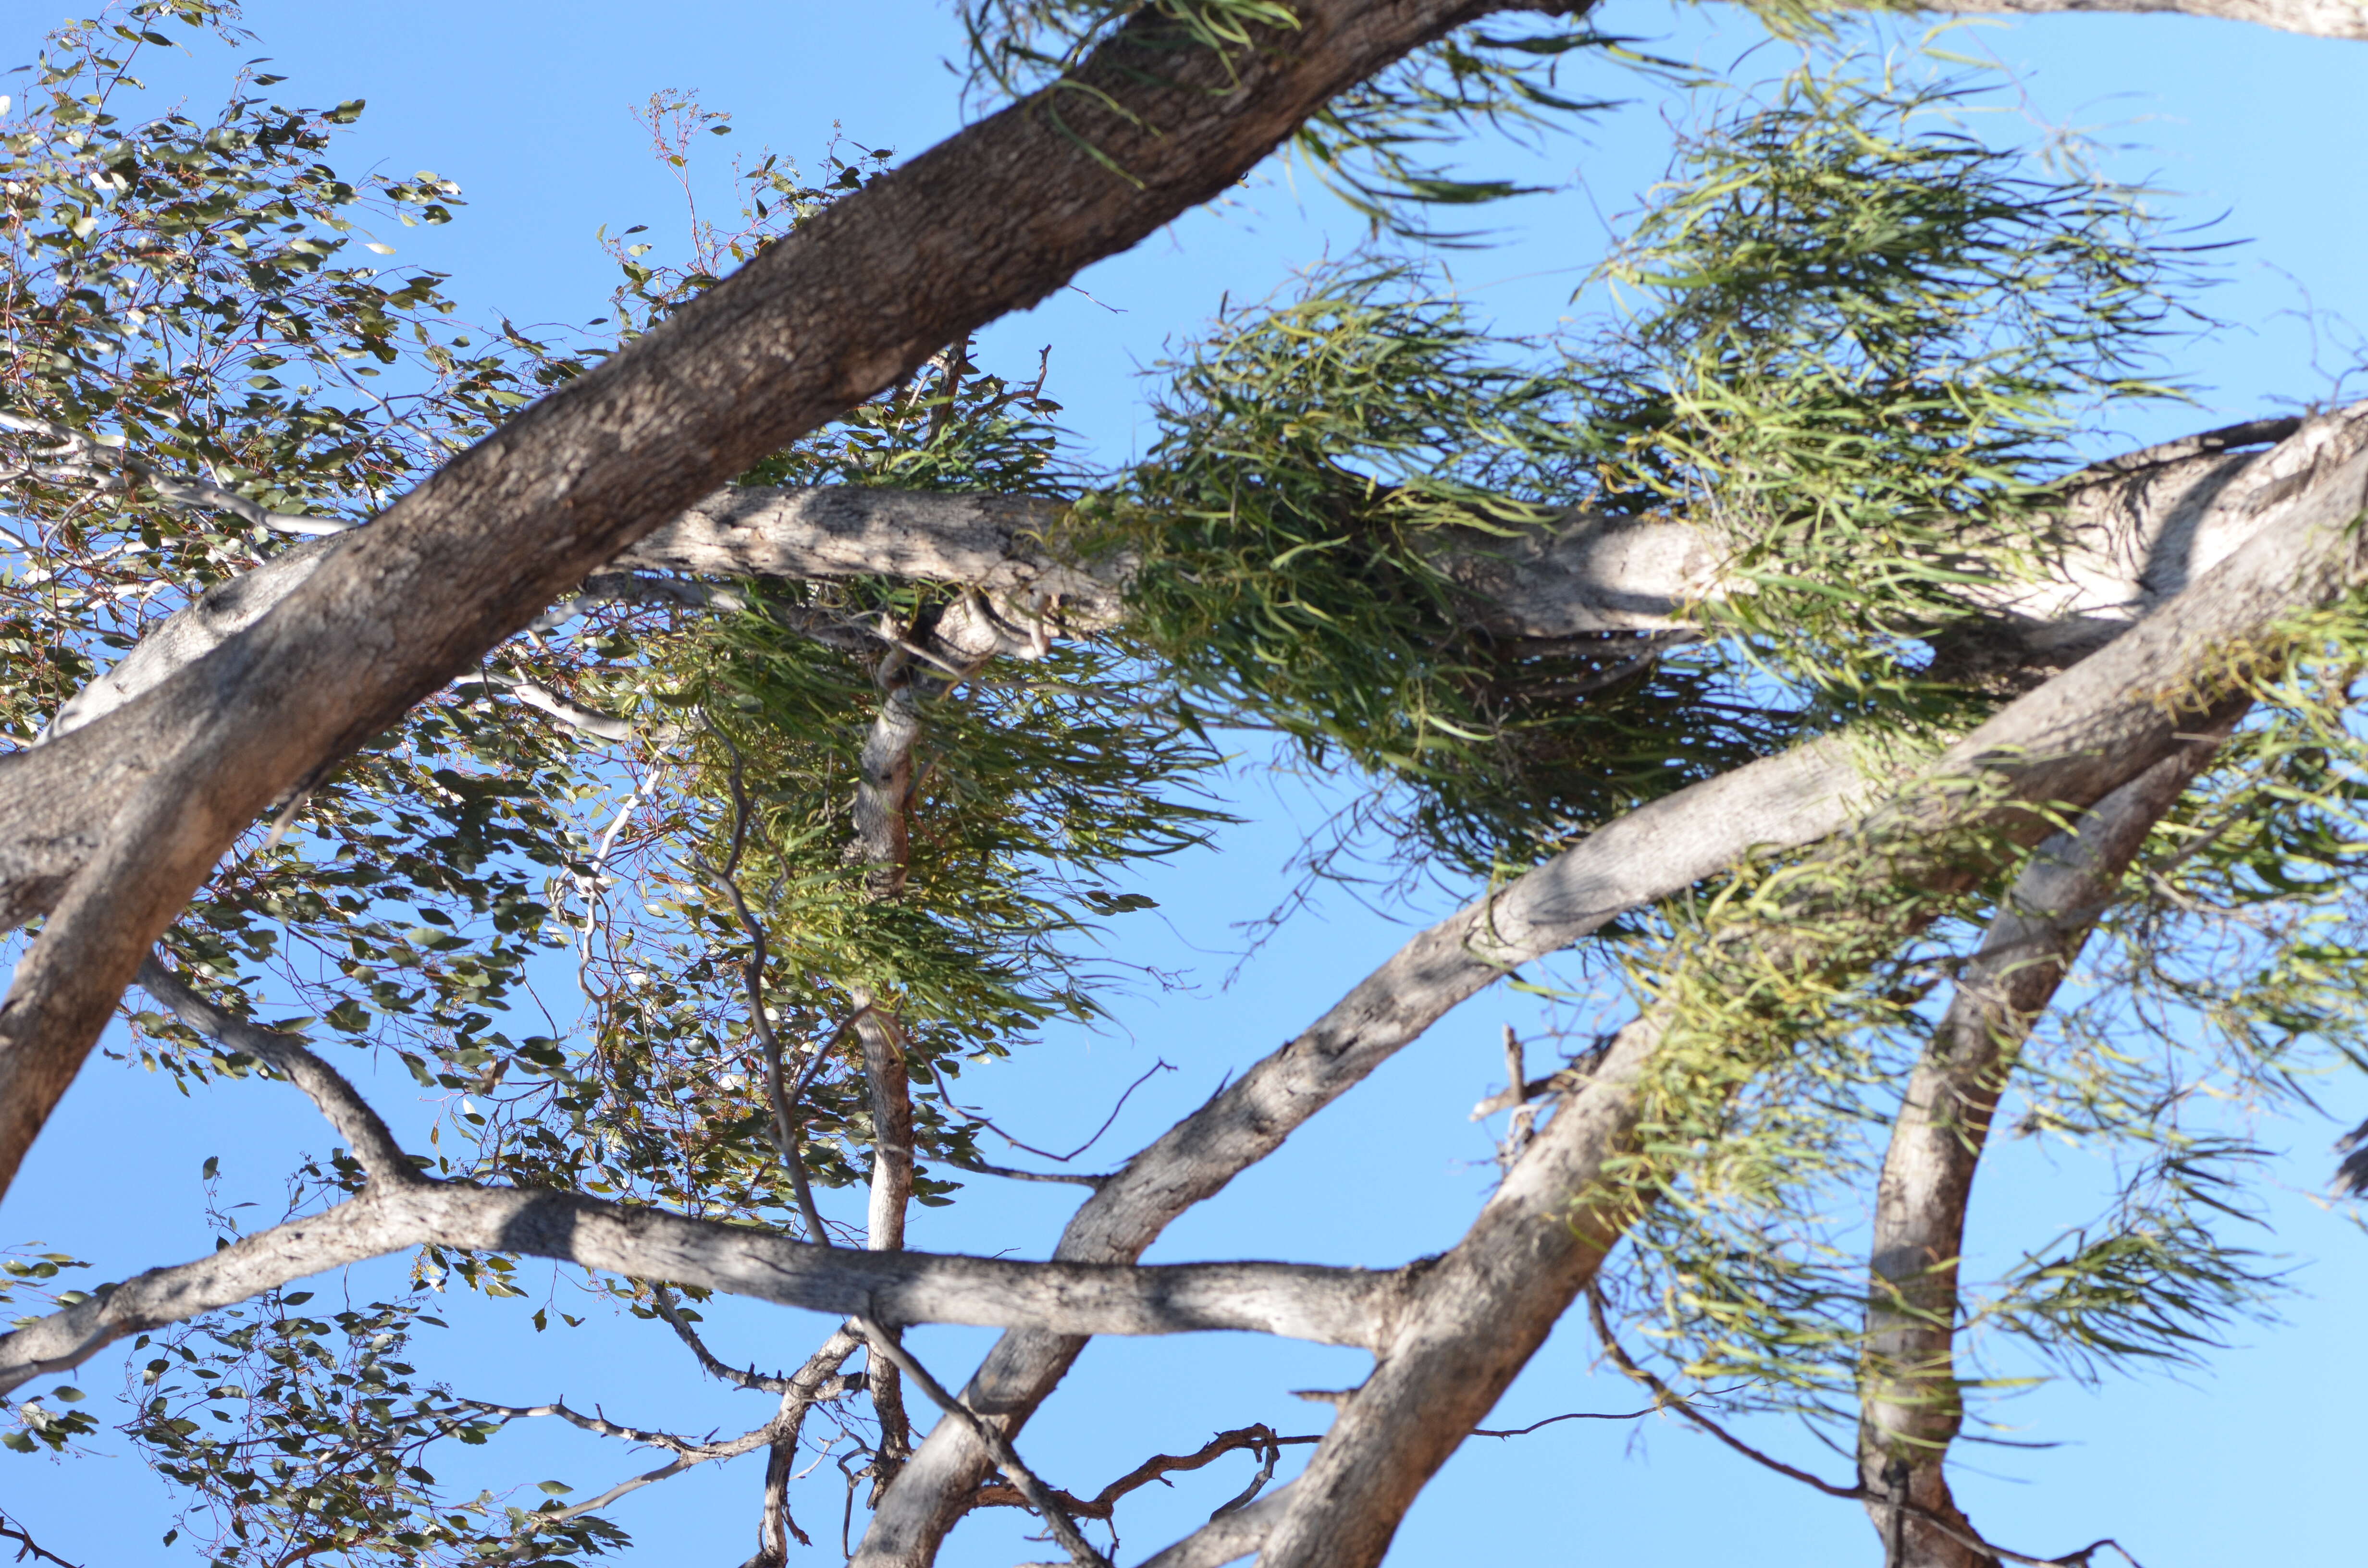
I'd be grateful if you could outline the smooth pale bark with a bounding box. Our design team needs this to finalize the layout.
[852,674,925,1488]
[848,401,2368,1567]
[0,1176,1416,1398]
[1,414,2306,936]
[1133,1485,1299,1568]
[1146,406,2368,1568]
[1857,743,2222,1568]
[1920,0,2368,37]
[33,416,2295,750]
[0,0,1578,1202]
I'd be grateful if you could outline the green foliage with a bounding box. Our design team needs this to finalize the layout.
[1586,612,2368,1431]
[128,1279,625,1565]
[958,2,1620,236]
[4,7,2365,1562]
[1591,62,2200,694]
[1115,266,1792,872]
[1111,60,2190,873]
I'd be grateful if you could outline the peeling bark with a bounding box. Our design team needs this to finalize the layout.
[851,402,2368,1568]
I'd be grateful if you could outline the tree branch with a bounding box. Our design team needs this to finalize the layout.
[0,0,1570,1201]
[0,1507,82,1568]
[0,1181,1415,1397]
[131,954,415,1183]
[850,401,2368,1568]
[1132,1484,1300,1568]
[1221,405,2368,1568]
[852,1317,1110,1568]
[0,412,354,538]
[1857,741,2223,1567]
[968,1425,1316,1520]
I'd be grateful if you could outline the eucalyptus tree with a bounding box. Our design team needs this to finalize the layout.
[3,3,2368,1568]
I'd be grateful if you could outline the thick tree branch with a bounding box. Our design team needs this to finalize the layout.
[1857,744,2220,1568]
[1189,406,2368,1568]
[1132,1485,1299,1568]
[854,1318,1110,1568]
[0,0,1572,1200]
[0,1181,1413,1397]
[5,413,2306,919]
[848,402,2368,1568]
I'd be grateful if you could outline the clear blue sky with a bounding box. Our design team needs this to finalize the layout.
[6,3,2366,1566]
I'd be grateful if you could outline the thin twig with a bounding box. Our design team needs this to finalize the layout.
[970,1427,1323,1521]
[939,1153,1107,1188]
[1583,1289,2145,1568]
[852,1316,1111,1568]
[649,1284,796,1394]
[1585,1286,1862,1500]
[0,1508,82,1568]
[134,954,415,1183]
[700,717,831,1245]
[926,1056,1173,1164]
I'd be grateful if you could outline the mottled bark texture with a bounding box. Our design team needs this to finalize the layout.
[0,1170,1418,1398]
[1098,407,2365,1568]
[1857,740,2226,1568]
[0,0,1577,1200]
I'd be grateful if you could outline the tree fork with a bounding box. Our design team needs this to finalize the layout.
[0,0,1586,1200]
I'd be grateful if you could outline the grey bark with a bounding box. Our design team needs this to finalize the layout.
[848,401,2368,1567]
[0,1176,1418,1399]
[1109,405,2368,1568]
[851,667,925,1490]
[0,0,1581,1201]
[28,416,2301,748]
[1856,742,2224,1568]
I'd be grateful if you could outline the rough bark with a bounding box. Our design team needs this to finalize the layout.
[850,400,2368,1568]
[1857,743,2223,1568]
[0,0,1578,1201]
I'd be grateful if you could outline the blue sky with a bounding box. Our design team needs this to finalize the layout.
[5,3,2367,1566]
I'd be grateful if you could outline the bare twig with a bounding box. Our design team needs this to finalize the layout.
[1586,1286,1863,1501]
[0,411,354,536]
[1499,1026,1536,1165]
[970,1426,1321,1521]
[649,1284,797,1394]
[938,1154,1107,1188]
[1584,1289,2145,1568]
[133,954,416,1183]
[926,1056,1173,1165]
[852,1317,1111,1568]
[0,1508,82,1568]
[699,718,831,1245]
[1471,1404,1716,1438]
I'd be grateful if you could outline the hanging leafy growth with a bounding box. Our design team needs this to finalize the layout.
[1110,61,2195,875]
